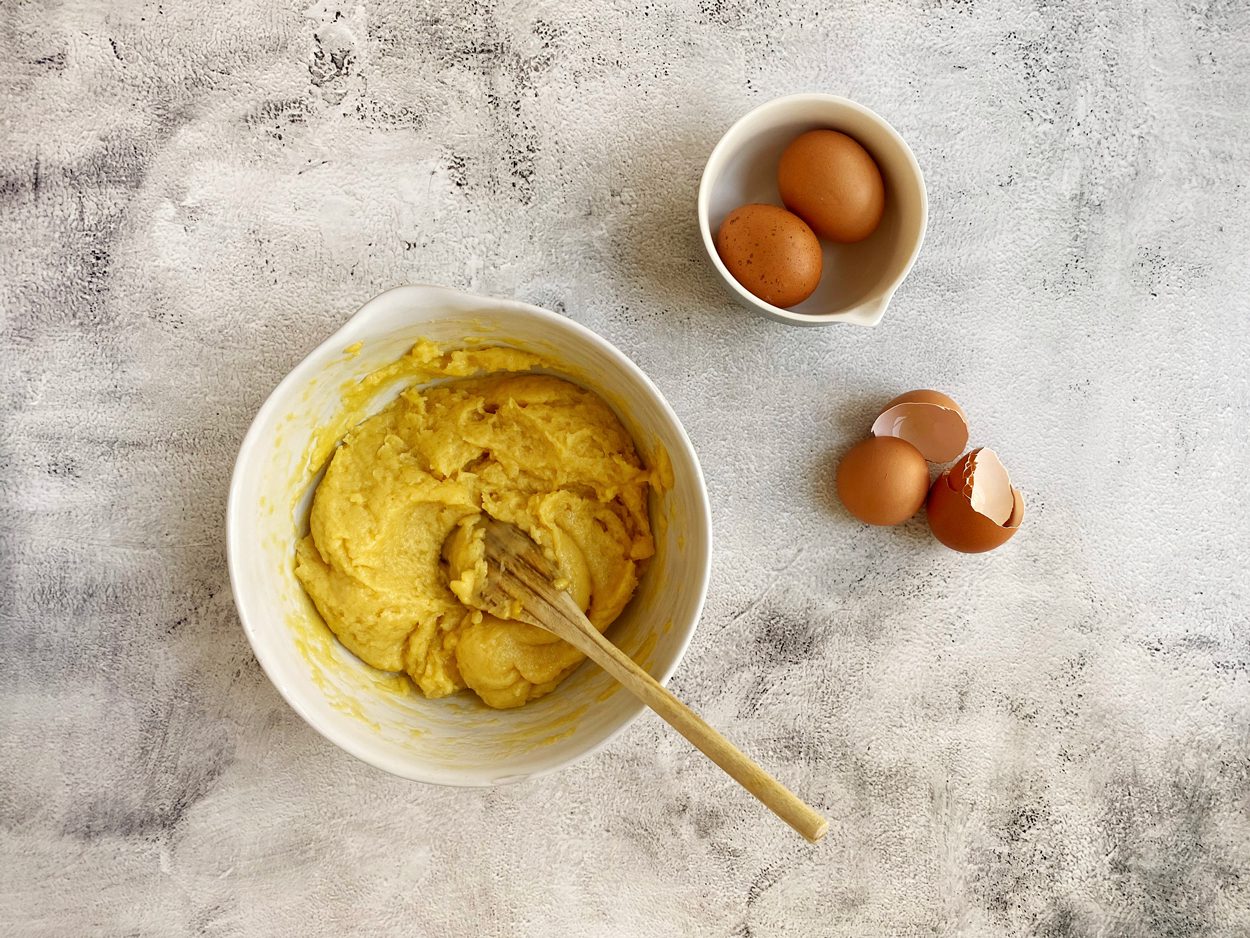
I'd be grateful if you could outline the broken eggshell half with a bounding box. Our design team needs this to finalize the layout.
[871,390,969,463]
[926,448,1024,553]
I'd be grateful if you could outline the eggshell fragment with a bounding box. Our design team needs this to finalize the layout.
[871,390,969,463]
[926,447,1024,553]
[836,436,930,526]
[963,449,1014,525]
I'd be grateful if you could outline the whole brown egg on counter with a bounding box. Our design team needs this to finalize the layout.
[835,435,929,526]
[714,203,822,308]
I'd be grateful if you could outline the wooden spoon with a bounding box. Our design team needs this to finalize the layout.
[454,517,828,843]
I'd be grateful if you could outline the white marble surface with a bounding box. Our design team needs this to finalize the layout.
[3,2,1249,935]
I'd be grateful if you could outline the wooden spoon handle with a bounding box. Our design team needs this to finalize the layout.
[549,597,828,843]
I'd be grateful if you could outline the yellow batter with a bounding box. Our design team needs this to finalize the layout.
[295,343,658,709]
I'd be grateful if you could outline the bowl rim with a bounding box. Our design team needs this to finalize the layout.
[697,92,929,327]
[226,284,713,786]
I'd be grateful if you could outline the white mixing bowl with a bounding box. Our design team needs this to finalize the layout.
[227,285,712,785]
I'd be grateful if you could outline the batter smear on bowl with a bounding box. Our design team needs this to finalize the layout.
[295,344,660,709]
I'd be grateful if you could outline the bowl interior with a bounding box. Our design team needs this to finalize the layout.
[229,289,710,785]
[701,95,926,319]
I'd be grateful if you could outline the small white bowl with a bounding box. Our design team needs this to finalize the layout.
[227,285,712,786]
[698,93,928,327]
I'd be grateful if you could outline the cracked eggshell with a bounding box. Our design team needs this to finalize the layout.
[927,448,1024,553]
[871,390,969,463]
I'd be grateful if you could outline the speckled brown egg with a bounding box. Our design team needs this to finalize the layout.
[778,130,885,243]
[715,203,822,308]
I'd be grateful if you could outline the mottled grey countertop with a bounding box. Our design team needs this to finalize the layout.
[3,2,1249,936]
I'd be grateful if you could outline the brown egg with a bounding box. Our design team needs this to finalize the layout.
[926,448,1025,552]
[778,130,885,243]
[836,436,929,526]
[715,203,822,308]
